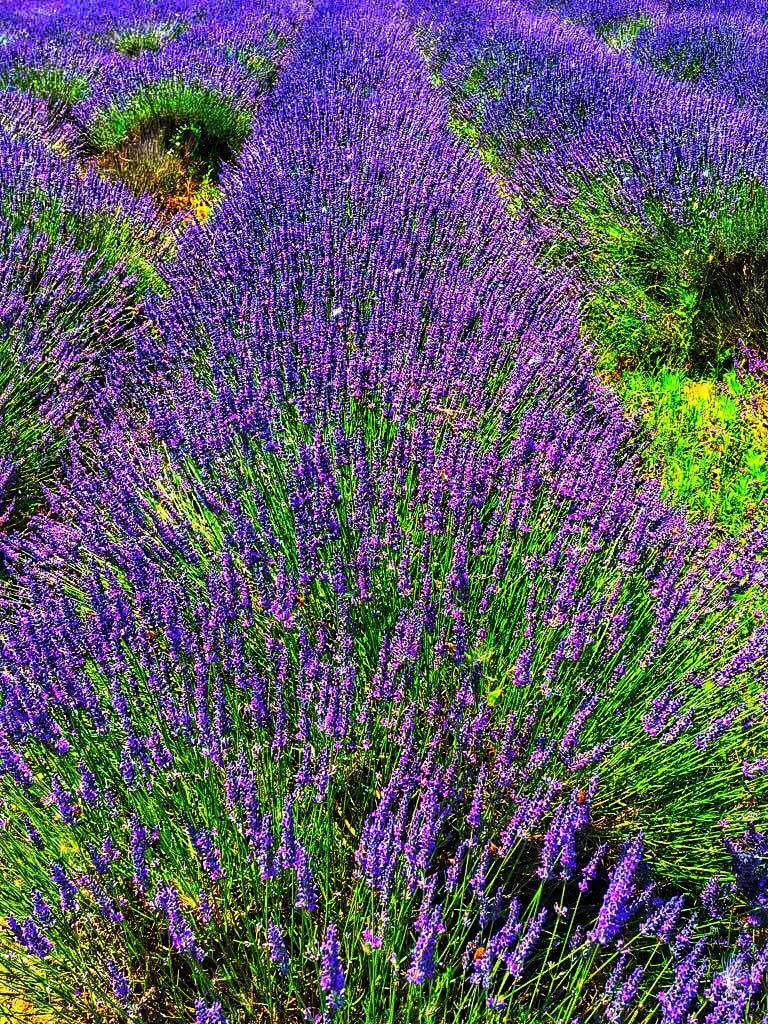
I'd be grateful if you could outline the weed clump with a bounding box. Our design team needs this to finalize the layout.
[89,81,252,217]
[110,20,185,57]
[574,180,768,377]
[9,65,89,108]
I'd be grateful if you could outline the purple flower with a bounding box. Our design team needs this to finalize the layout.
[725,825,768,925]
[50,863,78,914]
[49,776,79,825]
[195,999,228,1024]
[7,916,53,958]
[31,892,54,929]
[658,939,708,1024]
[588,834,645,945]
[78,762,99,803]
[406,904,445,985]
[107,961,131,1005]
[129,815,151,893]
[294,845,318,912]
[267,920,290,975]
[467,765,487,830]
[579,843,607,893]
[641,896,685,942]
[0,738,33,788]
[503,906,548,979]
[189,827,223,882]
[743,758,768,779]
[700,875,723,920]
[320,923,345,1011]
[538,779,596,880]
[362,927,382,949]
[606,961,645,1024]
[155,884,205,961]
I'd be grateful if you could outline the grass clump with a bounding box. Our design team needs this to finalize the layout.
[596,15,653,50]
[110,20,185,57]
[566,176,768,375]
[441,52,768,532]
[89,80,252,153]
[615,368,768,531]
[9,65,89,108]
[95,129,222,221]
[556,174,768,530]
[89,81,251,216]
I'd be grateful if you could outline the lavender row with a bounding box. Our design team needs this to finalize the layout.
[0,0,766,1021]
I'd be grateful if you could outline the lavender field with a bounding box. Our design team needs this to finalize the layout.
[0,0,767,1021]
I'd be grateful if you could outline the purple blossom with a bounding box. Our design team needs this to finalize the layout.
[195,1000,229,1024]
[31,892,54,929]
[588,834,645,945]
[294,845,318,912]
[50,862,78,914]
[7,915,53,958]
[129,815,151,893]
[503,907,548,978]
[267,920,290,974]
[107,961,131,1005]
[189,827,224,882]
[658,939,708,1024]
[406,904,445,985]
[320,923,345,1011]
[155,884,205,961]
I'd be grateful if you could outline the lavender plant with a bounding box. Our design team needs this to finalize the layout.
[0,2,767,1023]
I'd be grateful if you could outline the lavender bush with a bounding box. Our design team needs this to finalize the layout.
[0,1,767,1022]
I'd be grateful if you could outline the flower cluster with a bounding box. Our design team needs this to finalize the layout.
[0,1,766,1023]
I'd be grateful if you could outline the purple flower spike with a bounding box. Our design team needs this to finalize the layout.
[267,919,290,975]
[406,904,445,985]
[7,916,53,958]
[195,999,229,1024]
[320,923,345,1011]
[107,961,131,1005]
[589,834,645,945]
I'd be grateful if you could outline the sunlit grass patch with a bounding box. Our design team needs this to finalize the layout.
[88,80,252,217]
[9,65,89,108]
[611,366,768,532]
[562,175,768,531]
[596,14,653,50]
[109,19,185,57]
[567,176,768,377]
[95,131,221,222]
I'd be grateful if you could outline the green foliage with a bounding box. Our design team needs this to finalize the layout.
[655,50,703,82]
[596,15,653,50]
[561,176,768,376]
[88,80,253,155]
[88,80,251,216]
[1,389,765,1019]
[9,65,89,107]
[555,174,768,532]
[617,369,768,533]
[110,19,184,56]
[441,53,768,535]
[239,31,287,92]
